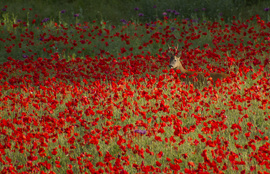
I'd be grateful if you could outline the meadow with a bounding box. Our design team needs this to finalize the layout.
[0,1,270,173]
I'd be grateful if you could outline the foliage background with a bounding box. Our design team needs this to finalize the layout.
[1,0,270,25]
[0,0,269,173]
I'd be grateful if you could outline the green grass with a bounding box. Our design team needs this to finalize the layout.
[1,0,270,25]
[0,58,269,173]
[0,0,270,173]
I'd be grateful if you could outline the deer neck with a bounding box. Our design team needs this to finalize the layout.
[177,62,187,73]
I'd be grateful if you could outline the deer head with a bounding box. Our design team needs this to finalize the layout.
[168,46,186,73]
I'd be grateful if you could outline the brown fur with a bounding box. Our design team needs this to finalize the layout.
[168,46,230,86]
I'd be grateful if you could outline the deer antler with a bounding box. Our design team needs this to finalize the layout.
[175,44,179,52]
[168,45,180,54]
[168,45,172,54]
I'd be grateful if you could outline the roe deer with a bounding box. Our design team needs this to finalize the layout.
[168,46,230,86]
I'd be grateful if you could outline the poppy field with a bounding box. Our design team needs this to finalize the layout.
[0,5,270,174]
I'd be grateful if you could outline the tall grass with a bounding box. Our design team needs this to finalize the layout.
[1,0,270,25]
[0,0,269,173]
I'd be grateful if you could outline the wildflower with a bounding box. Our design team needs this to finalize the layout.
[120,19,127,24]
[138,13,144,17]
[22,55,28,58]
[2,8,6,11]
[74,14,79,17]
[61,10,66,13]
[264,8,269,12]
[153,5,157,8]
[174,11,180,15]
[202,8,206,11]
[42,18,50,23]
[163,12,167,16]
[134,130,146,135]
[134,7,139,11]
[188,161,195,167]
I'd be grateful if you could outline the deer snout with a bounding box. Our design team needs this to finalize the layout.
[169,65,173,68]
